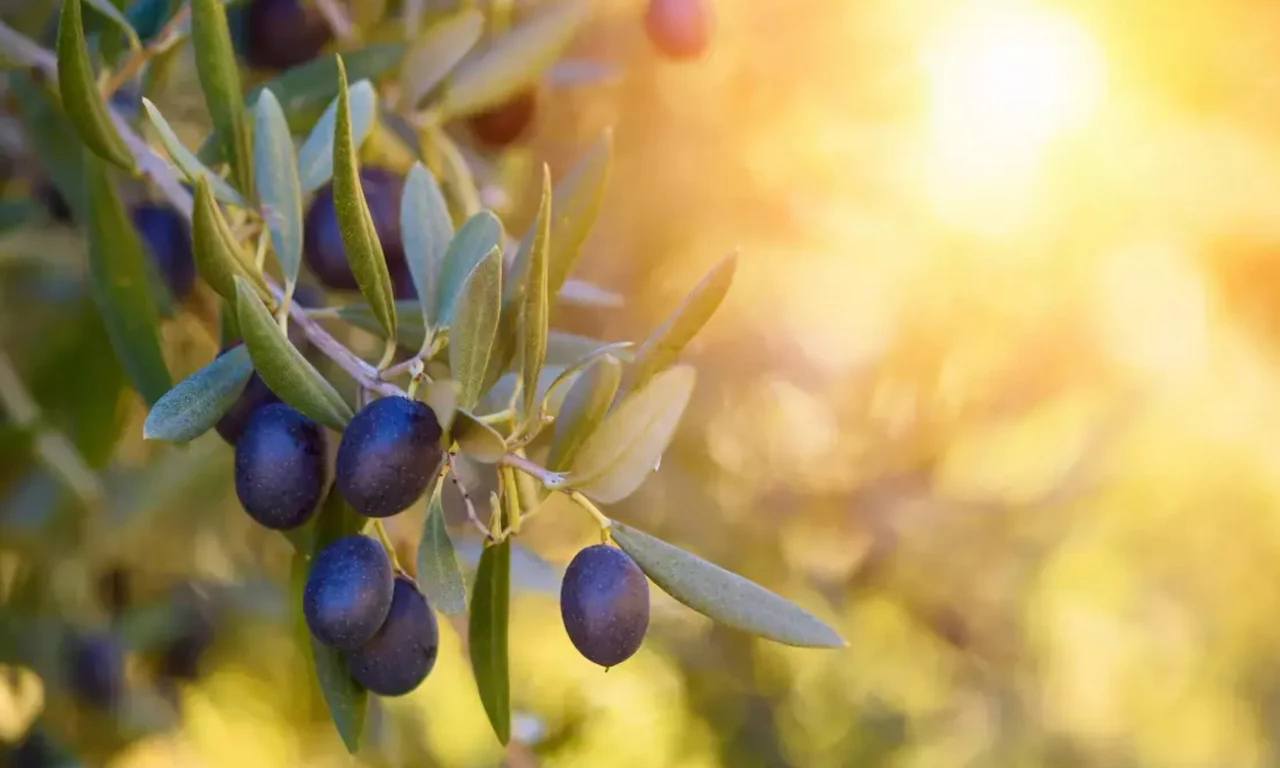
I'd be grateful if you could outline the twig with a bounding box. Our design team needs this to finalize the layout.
[102,3,192,96]
[500,454,566,489]
[446,452,491,539]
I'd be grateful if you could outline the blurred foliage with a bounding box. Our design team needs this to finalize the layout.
[6,0,1280,766]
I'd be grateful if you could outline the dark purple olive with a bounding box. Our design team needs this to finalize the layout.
[132,203,195,301]
[467,89,538,150]
[234,403,328,530]
[303,535,395,649]
[342,577,439,696]
[335,396,443,518]
[303,168,416,299]
[243,0,332,71]
[560,545,649,668]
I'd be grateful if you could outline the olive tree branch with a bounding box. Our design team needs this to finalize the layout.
[103,2,192,96]
[0,20,407,400]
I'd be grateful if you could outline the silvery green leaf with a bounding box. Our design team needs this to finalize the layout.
[296,79,377,194]
[547,354,621,471]
[611,523,847,649]
[437,211,502,325]
[253,89,304,289]
[568,365,695,503]
[143,98,246,207]
[401,163,453,331]
[191,0,252,194]
[557,279,622,308]
[517,167,552,423]
[422,378,458,435]
[546,331,634,367]
[398,8,484,112]
[416,479,467,616]
[191,178,272,306]
[629,252,737,392]
[85,0,143,50]
[449,247,502,409]
[452,409,505,463]
[332,300,427,349]
[143,346,253,442]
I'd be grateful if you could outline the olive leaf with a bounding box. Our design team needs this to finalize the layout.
[85,0,143,51]
[305,489,368,754]
[10,73,87,222]
[296,79,377,195]
[83,151,172,405]
[143,346,253,442]
[253,89,304,292]
[568,365,695,503]
[191,178,273,306]
[333,301,427,349]
[629,252,737,392]
[234,277,353,429]
[517,167,552,423]
[425,126,482,219]
[452,409,505,463]
[401,163,453,332]
[416,479,467,616]
[540,341,634,410]
[507,131,612,305]
[247,44,405,132]
[422,378,458,435]
[142,98,246,207]
[546,331,634,367]
[437,211,503,325]
[433,0,590,120]
[332,57,397,342]
[57,0,134,170]
[469,539,511,745]
[547,355,621,471]
[610,523,847,649]
[191,0,252,196]
[558,279,622,309]
[449,247,502,410]
[398,8,484,112]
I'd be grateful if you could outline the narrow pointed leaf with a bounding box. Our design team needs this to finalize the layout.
[507,132,612,305]
[297,79,377,194]
[547,355,620,470]
[398,8,484,112]
[546,331,634,367]
[307,489,369,753]
[437,211,502,325]
[469,539,510,745]
[449,248,502,409]
[57,0,134,170]
[191,0,252,195]
[85,0,143,51]
[253,89,304,289]
[417,479,467,616]
[611,523,847,649]
[83,152,171,404]
[540,341,634,409]
[423,379,458,435]
[630,253,737,391]
[234,277,353,429]
[143,98,245,207]
[558,279,622,309]
[452,409,505,463]
[11,73,88,222]
[332,57,396,341]
[143,346,253,442]
[333,301,427,349]
[427,126,482,219]
[434,0,590,119]
[518,167,552,421]
[401,163,454,329]
[568,365,695,503]
[246,44,406,134]
[191,178,273,306]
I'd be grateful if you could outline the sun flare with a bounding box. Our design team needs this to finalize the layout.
[921,2,1106,230]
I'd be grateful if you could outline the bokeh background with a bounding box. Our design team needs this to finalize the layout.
[8,0,1280,765]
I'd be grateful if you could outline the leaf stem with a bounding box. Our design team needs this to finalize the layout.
[370,519,403,571]
[103,3,192,96]
[500,453,566,489]
[376,336,397,372]
[568,491,612,539]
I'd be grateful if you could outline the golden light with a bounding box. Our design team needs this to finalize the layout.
[920,2,1106,231]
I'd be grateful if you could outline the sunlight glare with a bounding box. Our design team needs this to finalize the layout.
[921,3,1106,231]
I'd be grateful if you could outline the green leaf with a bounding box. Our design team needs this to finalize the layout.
[469,539,510,745]
[57,0,135,170]
[449,247,502,410]
[558,279,622,309]
[248,44,405,132]
[83,151,171,404]
[142,98,246,207]
[416,479,467,616]
[332,302,426,349]
[434,0,590,119]
[437,211,502,326]
[508,131,612,305]
[422,378,458,435]
[253,89,304,291]
[10,73,88,222]
[296,79,377,195]
[546,331,634,367]
[306,489,369,753]
[452,409,505,463]
[191,0,251,196]
[629,253,737,392]
[234,277,353,429]
[398,8,484,112]
[547,355,621,471]
[401,163,453,332]
[332,57,396,341]
[85,0,142,50]
[540,341,633,411]
[610,523,847,649]
[426,126,482,219]
[568,365,695,503]
[518,167,552,422]
[191,177,273,306]
[142,346,253,442]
